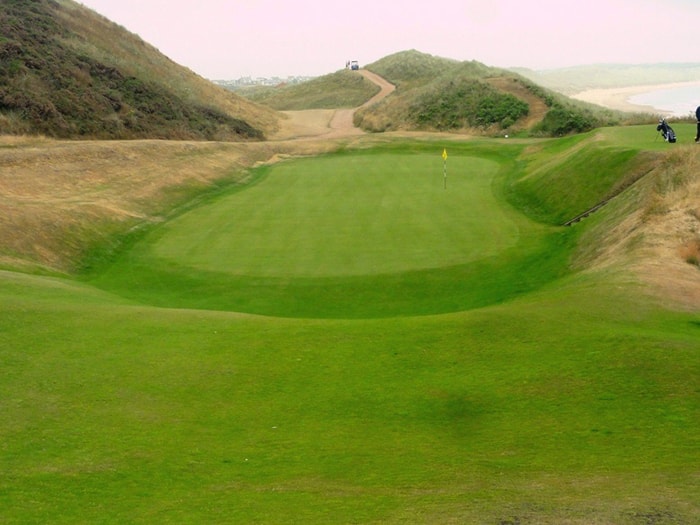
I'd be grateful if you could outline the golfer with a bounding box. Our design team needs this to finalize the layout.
[695,105,700,143]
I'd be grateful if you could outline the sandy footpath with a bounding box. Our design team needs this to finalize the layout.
[271,70,395,141]
[571,81,700,114]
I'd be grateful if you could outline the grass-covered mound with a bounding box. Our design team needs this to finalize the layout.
[411,77,529,130]
[240,70,380,110]
[0,0,278,139]
[354,50,622,135]
[507,131,656,224]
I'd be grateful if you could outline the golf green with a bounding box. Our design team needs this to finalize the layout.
[150,153,518,277]
[91,148,570,317]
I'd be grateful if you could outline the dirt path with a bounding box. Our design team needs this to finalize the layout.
[271,70,395,141]
[486,77,549,129]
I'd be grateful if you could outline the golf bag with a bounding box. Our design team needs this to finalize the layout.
[657,118,676,143]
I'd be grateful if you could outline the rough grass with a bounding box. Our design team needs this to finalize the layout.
[680,238,700,266]
[368,50,465,89]
[410,78,529,131]
[241,70,380,110]
[0,0,278,139]
[355,50,622,136]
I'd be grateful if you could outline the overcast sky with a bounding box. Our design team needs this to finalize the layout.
[76,0,700,80]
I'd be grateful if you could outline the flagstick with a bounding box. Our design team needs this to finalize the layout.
[442,148,448,190]
[443,158,446,189]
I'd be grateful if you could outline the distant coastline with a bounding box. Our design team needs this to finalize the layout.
[571,81,700,115]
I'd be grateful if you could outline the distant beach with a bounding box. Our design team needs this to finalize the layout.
[571,81,700,116]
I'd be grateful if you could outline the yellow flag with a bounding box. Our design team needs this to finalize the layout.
[442,148,448,161]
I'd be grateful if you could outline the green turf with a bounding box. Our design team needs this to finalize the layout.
[151,153,517,277]
[502,125,700,225]
[1,270,698,523]
[2,132,699,523]
[89,145,572,318]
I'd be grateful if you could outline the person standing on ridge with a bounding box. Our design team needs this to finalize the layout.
[695,105,700,143]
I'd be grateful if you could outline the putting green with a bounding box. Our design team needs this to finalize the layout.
[93,147,571,317]
[150,153,518,277]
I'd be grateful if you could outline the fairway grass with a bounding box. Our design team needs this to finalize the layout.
[89,145,572,318]
[1,269,698,523]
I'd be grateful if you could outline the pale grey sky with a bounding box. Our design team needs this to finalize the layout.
[76,0,700,79]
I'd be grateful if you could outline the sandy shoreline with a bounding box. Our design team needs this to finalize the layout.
[571,80,700,114]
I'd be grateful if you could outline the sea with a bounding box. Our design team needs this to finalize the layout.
[628,84,700,118]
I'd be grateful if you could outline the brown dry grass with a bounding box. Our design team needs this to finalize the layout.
[271,110,338,140]
[679,237,700,266]
[581,146,700,311]
[633,151,700,310]
[0,137,262,271]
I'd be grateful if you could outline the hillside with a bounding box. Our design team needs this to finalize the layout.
[353,50,624,136]
[0,0,279,140]
[234,69,380,110]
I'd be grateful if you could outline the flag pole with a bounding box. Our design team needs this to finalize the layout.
[442,148,448,189]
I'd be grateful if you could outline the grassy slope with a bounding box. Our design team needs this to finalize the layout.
[241,70,380,110]
[508,124,699,223]
[1,130,699,523]
[0,0,278,139]
[56,0,280,137]
[353,50,623,135]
